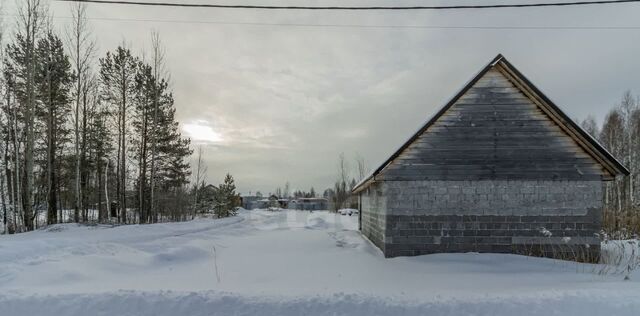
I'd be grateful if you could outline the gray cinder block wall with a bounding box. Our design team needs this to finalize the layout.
[360,180,602,260]
[360,181,387,250]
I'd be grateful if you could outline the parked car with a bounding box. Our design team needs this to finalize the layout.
[338,209,359,216]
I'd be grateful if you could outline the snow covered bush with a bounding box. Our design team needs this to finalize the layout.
[597,231,640,280]
[519,227,597,263]
[525,227,640,279]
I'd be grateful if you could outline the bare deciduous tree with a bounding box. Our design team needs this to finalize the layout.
[597,91,640,232]
[355,153,368,183]
[149,30,166,223]
[331,152,351,211]
[67,2,95,223]
[0,1,7,233]
[193,145,207,211]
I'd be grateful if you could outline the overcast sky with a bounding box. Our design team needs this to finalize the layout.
[4,0,640,194]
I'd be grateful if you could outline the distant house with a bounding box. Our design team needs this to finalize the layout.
[250,199,270,209]
[240,196,261,209]
[288,198,329,211]
[352,55,629,260]
[247,195,280,209]
[277,199,290,209]
[243,195,328,211]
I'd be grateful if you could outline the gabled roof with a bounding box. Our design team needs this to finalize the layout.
[352,54,629,194]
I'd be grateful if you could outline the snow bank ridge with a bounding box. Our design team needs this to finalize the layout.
[2,290,640,316]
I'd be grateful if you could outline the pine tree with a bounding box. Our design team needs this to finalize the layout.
[34,31,72,225]
[214,173,239,218]
[131,60,191,223]
[99,46,138,223]
[131,62,153,223]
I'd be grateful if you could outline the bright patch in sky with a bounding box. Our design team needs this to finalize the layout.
[182,121,223,143]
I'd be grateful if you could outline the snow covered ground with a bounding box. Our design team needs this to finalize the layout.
[1,210,639,316]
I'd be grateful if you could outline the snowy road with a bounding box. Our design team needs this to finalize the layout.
[1,210,639,316]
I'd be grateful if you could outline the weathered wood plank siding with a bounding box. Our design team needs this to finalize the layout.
[379,69,606,181]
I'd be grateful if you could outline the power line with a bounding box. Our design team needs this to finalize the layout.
[53,17,640,30]
[54,0,640,10]
[2,13,639,30]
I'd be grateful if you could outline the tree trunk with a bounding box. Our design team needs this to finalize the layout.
[12,106,21,232]
[106,160,113,218]
[139,101,149,224]
[74,80,81,223]
[3,95,12,233]
[23,14,36,232]
[120,68,127,224]
[97,159,103,222]
[46,96,57,225]
[81,84,89,222]
[115,116,121,222]
[1,149,7,234]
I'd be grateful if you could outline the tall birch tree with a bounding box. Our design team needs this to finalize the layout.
[68,2,95,223]
[6,0,47,231]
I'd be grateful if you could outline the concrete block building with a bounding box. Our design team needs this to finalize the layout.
[352,55,629,259]
[288,198,329,211]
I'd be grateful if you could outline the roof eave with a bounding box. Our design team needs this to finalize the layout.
[351,175,375,194]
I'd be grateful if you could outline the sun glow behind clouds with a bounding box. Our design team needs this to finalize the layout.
[182,121,223,143]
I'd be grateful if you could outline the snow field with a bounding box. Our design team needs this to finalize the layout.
[1,209,639,316]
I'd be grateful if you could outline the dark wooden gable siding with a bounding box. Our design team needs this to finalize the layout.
[378,67,607,181]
